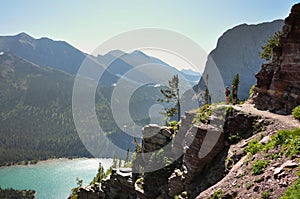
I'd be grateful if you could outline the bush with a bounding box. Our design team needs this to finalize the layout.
[249,85,255,97]
[244,139,262,155]
[292,105,300,120]
[209,189,224,199]
[252,160,269,175]
[244,128,300,158]
[280,171,300,199]
[168,120,178,131]
[262,190,270,199]
[193,104,212,125]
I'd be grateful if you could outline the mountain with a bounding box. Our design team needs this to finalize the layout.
[0,33,199,86]
[0,52,93,165]
[180,69,201,83]
[97,50,200,85]
[181,69,201,76]
[197,19,284,100]
[0,32,87,75]
[0,51,163,165]
[0,33,127,86]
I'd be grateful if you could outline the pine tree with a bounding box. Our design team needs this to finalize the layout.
[158,75,181,122]
[125,148,130,164]
[232,73,240,90]
[232,73,240,104]
[204,74,211,104]
[260,31,281,61]
[112,155,118,168]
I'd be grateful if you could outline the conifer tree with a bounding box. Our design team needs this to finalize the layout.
[158,75,181,122]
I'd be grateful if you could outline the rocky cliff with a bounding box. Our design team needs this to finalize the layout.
[197,20,283,100]
[253,3,300,114]
[74,102,300,199]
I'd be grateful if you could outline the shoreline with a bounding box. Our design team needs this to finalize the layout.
[0,157,113,169]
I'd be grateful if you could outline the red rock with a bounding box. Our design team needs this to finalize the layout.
[253,3,300,114]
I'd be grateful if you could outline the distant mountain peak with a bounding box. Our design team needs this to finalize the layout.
[16,32,33,38]
[15,32,35,43]
[109,49,126,57]
[180,68,201,76]
[132,50,149,57]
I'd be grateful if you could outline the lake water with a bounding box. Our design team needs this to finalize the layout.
[0,158,113,199]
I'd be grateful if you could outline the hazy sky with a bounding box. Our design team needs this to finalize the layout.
[1,0,298,69]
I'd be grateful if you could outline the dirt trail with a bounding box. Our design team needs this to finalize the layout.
[235,103,300,129]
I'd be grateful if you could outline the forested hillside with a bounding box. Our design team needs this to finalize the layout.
[0,52,163,166]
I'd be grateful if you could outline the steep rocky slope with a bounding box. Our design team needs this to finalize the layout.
[73,103,300,199]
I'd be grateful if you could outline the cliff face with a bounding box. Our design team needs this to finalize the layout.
[253,3,300,114]
[197,20,283,100]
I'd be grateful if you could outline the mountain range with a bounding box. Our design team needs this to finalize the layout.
[0,19,285,164]
[0,33,200,86]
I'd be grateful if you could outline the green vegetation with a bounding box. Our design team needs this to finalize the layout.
[135,177,144,189]
[232,74,240,90]
[244,128,300,158]
[168,120,179,131]
[0,53,159,166]
[0,53,93,166]
[280,171,300,199]
[204,74,212,105]
[260,31,281,61]
[261,190,270,199]
[193,104,212,125]
[246,183,253,190]
[244,139,261,155]
[0,188,35,199]
[70,178,83,199]
[158,75,181,122]
[292,105,300,120]
[228,133,241,143]
[249,84,255,97]
[90,163,106,184]
[209,189,224,199]
[149,148,172,166]
[231,73,240,104]
[252,160,269,175]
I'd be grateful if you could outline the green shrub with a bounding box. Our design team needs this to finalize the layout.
[168,120,178,131]
[246,183,253,190]
[252,160,269,175]
[244,139,262,155]
[249,85,255,97]
[267,128,300,158]
[262,190,270,199]
[228,133,241,143]
[209,189,224,199]
[280,171,300,199]
[292,105,300,120]
[244,128,300,159]
[193,104,212,125]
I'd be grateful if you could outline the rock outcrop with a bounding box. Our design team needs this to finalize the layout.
[183,125,224,182]
[253,3,300,114]
[77,168,136,199]
[142,124,173,153]
[197,20,284,100]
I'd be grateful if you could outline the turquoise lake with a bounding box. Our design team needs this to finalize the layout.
[0,158,113,199]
